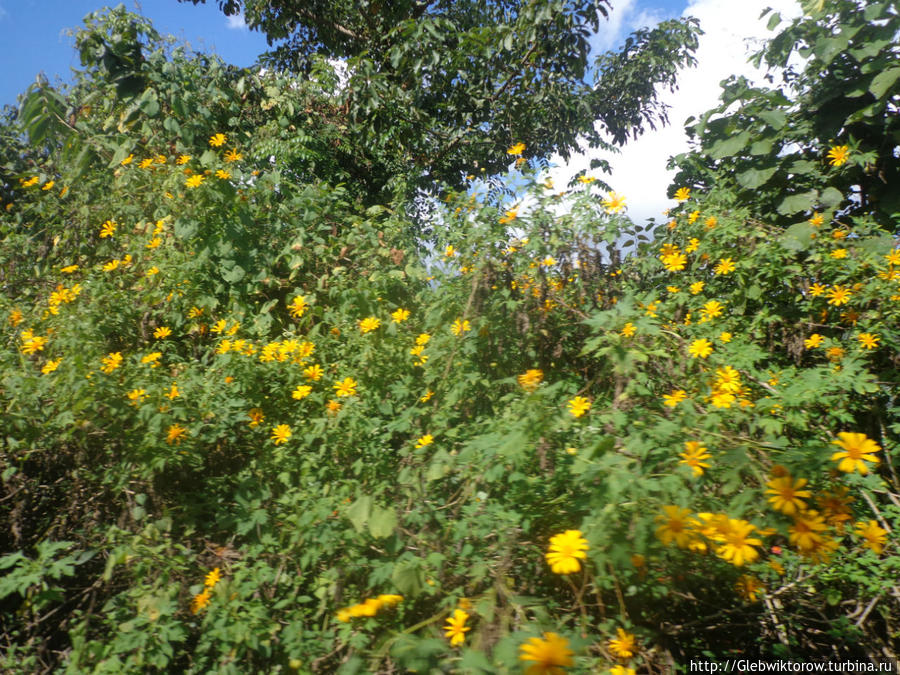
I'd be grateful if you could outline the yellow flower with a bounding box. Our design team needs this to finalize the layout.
[415,434,433,448]
[224,148,243,162]
[705,216,717,229]
[735,575,763,602]
[41,180,55,191]
[247,408,265,427]
[191,589,211,614]
[718,331,732,343]
[608,628,636,659]
[153,326,172,340]
[519,633,574,674]
[167,383,180,399]
[804,333,823,348]
[304,364,323,381]
[830,432,881,474]
[689,281,704,294]
[602,191,627,214]
[146,266,160,277]
[577,175,596,184]
[166,424,188,445]
[663,389,686,407]
[788,511,829,552]
[100,352,123,373]
[176,154,191,165]
[614,321,637,339]
[507,142,526,156]
[443,609,470,646]
[854,520,888,554]
[518,369,544,392]
[326,399,342,415]
[20,332,47,355]
[765,476,812,515]
[41,358,62,374]
[714,258,736,275]
[416,333,431,346]
[688,210,700,224]
[420,390,434,403]
[22,176,39,187]
[667,285,680,294]
[499,206,519,224]
[271,424,292,445]
[714,519,762,567]
[688,338,713,359]
[826,284,851,306]
[292,385,312,400]
[679,441,711,477]
[333,377,358,397]
[567,395,591,418]
[141,352,162,366]
[59,265,79,274]
[809,213,824,226]
[674,187,691,202]
[288,295,308,318]
[655,506,696,548]
[99,220,117,238]
[826,145,850,167]
[700,300,724,320]
[391,308,410,323]
[451,318,471,336]
[545,529,588,574]
[209,133,227,147]
[215,169,231,179]
[359,316,381,333]
[121,154,134,166]
[857,333,879,349]
[661,252,687,272]
[611,667,636,675]
[186,174,205,188]
[204,568,221,588]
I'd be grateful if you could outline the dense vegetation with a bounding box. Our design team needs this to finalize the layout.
[1,0,898,672]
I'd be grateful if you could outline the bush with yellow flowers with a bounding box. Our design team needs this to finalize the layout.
[1,1,898,673]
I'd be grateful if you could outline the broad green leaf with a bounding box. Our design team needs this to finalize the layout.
[869,66,900,99]
[368,505,397,539]
[777,191,818,215]
[346,495,372,534]
[736,166,777,189]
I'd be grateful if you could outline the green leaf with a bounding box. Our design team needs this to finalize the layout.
[709,131,751,160]
[346,495,372,534]
[779,222,814,251]
[777,191,818,215]
[758,109,787,130]
[869,66,900,99]
[736,166,777,189]
[819,187,843,209]
[391,558,424,597]
[368,505,397,539]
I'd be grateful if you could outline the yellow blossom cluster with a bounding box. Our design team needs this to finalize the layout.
[335,594,403,622]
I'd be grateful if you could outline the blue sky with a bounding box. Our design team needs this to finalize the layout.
[0,1,269,108]
[0,0,689,109]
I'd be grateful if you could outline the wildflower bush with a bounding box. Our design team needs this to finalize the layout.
[1,1,899,673]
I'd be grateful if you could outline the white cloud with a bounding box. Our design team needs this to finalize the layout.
[226,13,248,30]
[549,0,802,225]
[0,4,7,21]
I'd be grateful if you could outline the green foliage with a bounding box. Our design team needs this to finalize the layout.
[182,0,700,197]
[1,3,899,673]
[671,0,900,226]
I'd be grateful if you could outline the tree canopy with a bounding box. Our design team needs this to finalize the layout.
[181,0,701,197]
